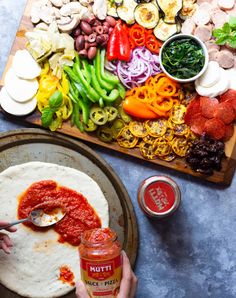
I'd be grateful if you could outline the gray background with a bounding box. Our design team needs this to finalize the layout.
[0,1,236,297]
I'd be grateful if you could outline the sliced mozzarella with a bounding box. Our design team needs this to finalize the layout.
[196,61,221,88]
[0,87,37,116]
[12,50,41,80]
[226,69,236,90]
[195,68,230,98]
[4,68,39,103]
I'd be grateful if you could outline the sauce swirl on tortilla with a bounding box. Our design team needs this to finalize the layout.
[18,180,101,246]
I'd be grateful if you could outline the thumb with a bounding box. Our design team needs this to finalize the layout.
[75,280,90,298]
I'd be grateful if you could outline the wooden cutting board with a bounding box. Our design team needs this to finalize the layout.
[0,0,236,185]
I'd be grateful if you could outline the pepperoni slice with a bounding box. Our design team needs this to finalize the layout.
[219,89,236,103]
[190,114,208,136]
[184,99,201,125]
[204,118,226,140]
[200,96,219,119]
[223,124,234,142]
[214,102,235,124]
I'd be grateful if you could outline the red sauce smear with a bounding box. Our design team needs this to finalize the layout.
[18,180,101,246]
[59,265,75,286]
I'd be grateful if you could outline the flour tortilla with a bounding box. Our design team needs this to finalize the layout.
[0,162,109,298]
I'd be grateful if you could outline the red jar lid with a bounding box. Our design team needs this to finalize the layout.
[137,176,181,218]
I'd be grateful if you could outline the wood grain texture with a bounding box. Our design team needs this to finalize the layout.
[0,0,235,185]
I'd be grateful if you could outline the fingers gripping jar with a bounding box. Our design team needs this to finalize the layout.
[79,228,122,298]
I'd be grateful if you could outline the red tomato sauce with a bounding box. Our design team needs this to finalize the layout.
[59,265,75,286]
[18,180,101,246]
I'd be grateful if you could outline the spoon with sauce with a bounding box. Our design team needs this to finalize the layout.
[0,208,66,230]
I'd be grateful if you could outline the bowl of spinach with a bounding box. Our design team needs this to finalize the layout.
[159,34,209,83]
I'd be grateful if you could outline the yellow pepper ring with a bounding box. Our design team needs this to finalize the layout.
[129,121,149,138]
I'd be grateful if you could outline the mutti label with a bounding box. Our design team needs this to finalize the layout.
[144,181,175,213]
[87,262,114,280]
[80,255,122,298]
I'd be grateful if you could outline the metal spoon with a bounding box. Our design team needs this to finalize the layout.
[0,208,66,230]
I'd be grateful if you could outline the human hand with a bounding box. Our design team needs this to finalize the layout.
[75,251,138,298]
[0,221,17,254]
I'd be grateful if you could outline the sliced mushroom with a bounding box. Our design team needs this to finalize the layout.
[38,6,56,24]
[57,16,80,33]
[60,2,85,16]
[53,7,61,19]
[35,22,49,30]
[80,0,93,7]
[93,0,107,20]
[50,0,64,7]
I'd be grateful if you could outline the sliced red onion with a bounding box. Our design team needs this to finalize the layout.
[116,47,161,89]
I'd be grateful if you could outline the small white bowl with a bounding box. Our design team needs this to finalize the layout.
[159,34,209,83]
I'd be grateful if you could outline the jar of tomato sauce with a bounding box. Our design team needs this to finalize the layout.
[79,228,122,298]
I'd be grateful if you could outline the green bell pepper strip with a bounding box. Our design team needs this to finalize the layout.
[100,49,120,85]
[72,101,84,132]
[64,64,99,103]
[73,63,100,102]
[117,83,126,99]
[69,82,78,102]
[77,98,89,125]
[74,82,88,103]
[81,59,92,84]
[90,65,120,103]
[94,51,114,91]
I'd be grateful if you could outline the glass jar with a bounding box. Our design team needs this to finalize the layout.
[79,228,122,298]
[138,175,181,219]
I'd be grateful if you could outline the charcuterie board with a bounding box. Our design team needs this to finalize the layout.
[0,0,236,185]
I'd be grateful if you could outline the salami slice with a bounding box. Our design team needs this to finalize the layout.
[204,118,226,140]
[184,98,201,125]
[214,101,235,124]
[200,96,219,118]
[223,124,234,142]
[190,114,208,136]
[220,89,236,102]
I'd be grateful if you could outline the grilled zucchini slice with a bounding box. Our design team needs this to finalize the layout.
[134,3,159,29]
[117,0,138,24]
[157,0,183,24]
[153,19,178,41]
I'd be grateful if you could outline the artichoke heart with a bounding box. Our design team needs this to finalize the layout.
[157,0,183,24]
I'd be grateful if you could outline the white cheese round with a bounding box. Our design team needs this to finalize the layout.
[4,68,39,103]
[12,49,41,80]
[0,87,37,116]
[196,61,221,88]
[195,68,230,98]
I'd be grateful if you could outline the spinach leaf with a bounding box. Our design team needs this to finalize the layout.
[162,38,205,79]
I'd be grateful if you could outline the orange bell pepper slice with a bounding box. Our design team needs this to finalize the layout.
[122,97,159,119]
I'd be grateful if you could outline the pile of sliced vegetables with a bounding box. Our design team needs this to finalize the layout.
[2,0,236,178]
